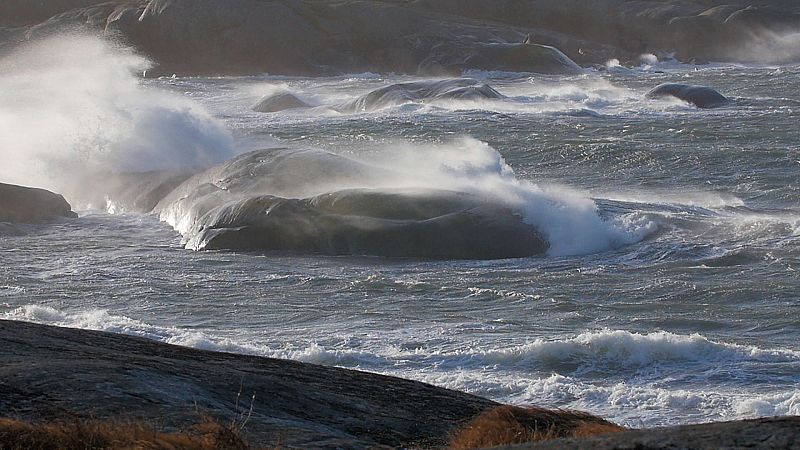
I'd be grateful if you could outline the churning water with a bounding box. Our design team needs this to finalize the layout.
[1,35,798,427]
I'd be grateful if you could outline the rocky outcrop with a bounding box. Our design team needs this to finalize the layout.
[336,78,505,113]
[0,182,77,223]
[646,83,730,108]
[252,91,312,113]
[7,1,798,76]
[154,148,549,259]
[2,320,798,449]
[0,319,497,449]
[421,42,584,76]
[498,416,800,449]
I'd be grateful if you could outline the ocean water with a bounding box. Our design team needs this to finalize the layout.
[1,37,799,428]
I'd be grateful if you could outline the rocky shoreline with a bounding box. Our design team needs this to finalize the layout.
[0,319,496,449]
[2,1,800,76]
[1,320,797,449]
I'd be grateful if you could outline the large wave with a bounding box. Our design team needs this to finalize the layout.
[0,32,234,205]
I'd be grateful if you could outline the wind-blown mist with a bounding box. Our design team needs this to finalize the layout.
[358,138,654,256]
[737,30,800,64]
[155,137,654,257]
[0,33,234,203]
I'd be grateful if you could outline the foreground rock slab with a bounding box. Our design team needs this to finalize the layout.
[497,416,800,450]
[0,320,496,449]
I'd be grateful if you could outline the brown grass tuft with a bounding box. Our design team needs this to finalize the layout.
[449,405,626,449]
[0,416,252,450]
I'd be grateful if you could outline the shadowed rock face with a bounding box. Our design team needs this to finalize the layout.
[10,0,799,76]
[498,416,800,450]
[154,148,549,259]
[337,78,505,113]
[190,190,548,259]
[646,83,730,108]
[0,182,77,223]
[252,91,312,113]
[0,319,497,449]
[423,42,584,75]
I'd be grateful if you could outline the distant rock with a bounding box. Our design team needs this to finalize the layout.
[472,42,584,74]
[0,319,497,449]
[646,83,730,108]
[253,91,312,113]
[0,182,77,223]
[5,1,800,75]
[337,78,504,113]
[422,41,584,75]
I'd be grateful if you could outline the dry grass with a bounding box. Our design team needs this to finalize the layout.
[449,405,626,449]
[0,416,252,450]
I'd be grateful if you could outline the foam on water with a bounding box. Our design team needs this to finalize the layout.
[4,305,797,427]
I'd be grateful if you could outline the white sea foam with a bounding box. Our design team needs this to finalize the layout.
[4,305,797,426]
[0,32,235,203]
[357,137,656,256]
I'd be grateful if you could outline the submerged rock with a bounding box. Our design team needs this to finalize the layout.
[155,148,549,259]
[253,91,312,113]
[337,78,504,113]
[646,83,730,108]
[0,183,77,223]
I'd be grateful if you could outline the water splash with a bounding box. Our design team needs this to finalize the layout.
[0,32,235,203]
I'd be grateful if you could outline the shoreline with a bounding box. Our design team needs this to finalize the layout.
[1,319,797,449]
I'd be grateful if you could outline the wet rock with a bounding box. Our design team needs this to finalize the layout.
[498,416,800,450]
[337,78,504,113]
[0,182,77,223]
[253,91,312,113]
[646,83,730,109]
[0,319,497,449]
[155,148,549,260]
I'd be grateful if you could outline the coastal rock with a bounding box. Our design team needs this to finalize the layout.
[7,0,800,75]
[498,416,800,449]
[422,42,584,75]
[0,319,497,448]
[155,148,549,259]
[190,190,548,259]
[95,171,195,214]
[337,78,505,113]
[466,42,584,75]
[253,91,312,113]
[725,6,800,32]
[646,83,730,109]
[0,182,77,223]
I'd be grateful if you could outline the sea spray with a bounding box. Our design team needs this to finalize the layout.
[155,137,653,256]
[5,303,798,427]
[358,137,655,255]
[0,32,234,205]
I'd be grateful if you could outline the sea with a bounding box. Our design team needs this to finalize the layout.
[0,36,798,428]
